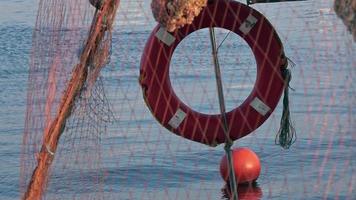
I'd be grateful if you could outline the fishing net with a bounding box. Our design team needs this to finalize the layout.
[20,0,354,199]
[20,0,118,199]
[151,0,208,32]
[334,0,356,41]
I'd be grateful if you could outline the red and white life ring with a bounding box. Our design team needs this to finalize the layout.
[140,0,287,146]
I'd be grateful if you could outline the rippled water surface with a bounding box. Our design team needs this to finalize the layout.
[0,0,355,199]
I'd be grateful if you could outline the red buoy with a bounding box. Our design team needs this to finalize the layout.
[220,148,261,184]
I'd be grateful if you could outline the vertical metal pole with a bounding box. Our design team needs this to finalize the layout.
[209,27,238,200]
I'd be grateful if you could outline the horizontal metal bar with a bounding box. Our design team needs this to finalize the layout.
[247,0,307,5]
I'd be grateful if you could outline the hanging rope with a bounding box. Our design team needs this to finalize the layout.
[209,27,239,200]
[217,31,232,52]
[275,67,297,149]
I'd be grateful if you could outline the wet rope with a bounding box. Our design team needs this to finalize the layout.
[245,0,300,150]
[276,67,296,149]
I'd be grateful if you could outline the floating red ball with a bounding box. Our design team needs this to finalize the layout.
[220,147,261,184]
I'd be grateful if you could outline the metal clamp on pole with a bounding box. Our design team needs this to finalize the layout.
[247,0,307,5]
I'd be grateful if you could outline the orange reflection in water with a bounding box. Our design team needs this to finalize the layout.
[222,182,263,200]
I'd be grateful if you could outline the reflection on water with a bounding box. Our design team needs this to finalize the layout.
[222,182,263,200]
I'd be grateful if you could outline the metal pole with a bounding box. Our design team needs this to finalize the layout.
[247,0,307,5]
[209,27,238,200]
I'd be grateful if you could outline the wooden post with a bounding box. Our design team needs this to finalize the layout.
[23,1,120,199]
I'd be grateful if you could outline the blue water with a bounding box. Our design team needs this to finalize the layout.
[0,0,355,199]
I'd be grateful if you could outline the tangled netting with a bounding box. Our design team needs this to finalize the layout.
[151,0,208,31]
[334,0,356,41]
[20,0,119,199]
[19,0,354,199]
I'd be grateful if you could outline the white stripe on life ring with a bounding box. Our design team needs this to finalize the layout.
[250,97,271,116]
[239,14,258,35]
[155,27,176,46]
[168,108,186,129]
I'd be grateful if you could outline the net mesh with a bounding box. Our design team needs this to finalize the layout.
[21,0,95,194]
[20,0,355,199]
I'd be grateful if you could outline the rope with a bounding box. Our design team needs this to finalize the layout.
[209,27,239,200]
[275,68,297,149]
[217,31,232,52]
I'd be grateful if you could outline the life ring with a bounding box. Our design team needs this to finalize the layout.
[140,0,287,146]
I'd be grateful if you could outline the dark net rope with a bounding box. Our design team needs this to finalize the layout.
[276,67,297,149]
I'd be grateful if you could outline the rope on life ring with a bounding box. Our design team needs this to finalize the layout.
[140,0,293,147]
